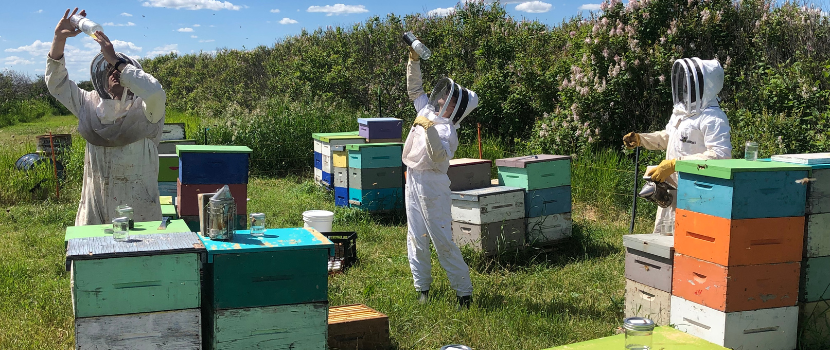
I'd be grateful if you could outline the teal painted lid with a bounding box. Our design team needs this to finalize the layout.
[64,219,191,242]
[676,159,811,179]
[346,142,403,150]
[198,227,334,262]
[175,145,252,156]
[312,131,359,140]
[495,154,570,168]
[319,134,367,142]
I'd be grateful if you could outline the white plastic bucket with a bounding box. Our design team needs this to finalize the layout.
[302,210,334,233]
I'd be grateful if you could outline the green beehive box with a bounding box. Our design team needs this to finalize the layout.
[541,326,728,349]
[346,143,403,169]
[312,131,359,141]
[66,232,204,318]
[199,228,333,310]
[64,219,191,242]
[161,204,178,219]
[204,302,328,350]
[158,154,180,182]
[496,155,571,190]
[675,158,812,179]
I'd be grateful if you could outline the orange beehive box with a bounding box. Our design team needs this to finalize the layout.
[672,254,800,313]
[328,304,390,350]
[675,209,804,266]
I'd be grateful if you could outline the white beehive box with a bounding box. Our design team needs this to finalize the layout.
[313,139,322,154]
[451,186,525,225]
[670,296,798,350]
[75,308,202,349]
[625,279,671,325]
[526,212,572,245]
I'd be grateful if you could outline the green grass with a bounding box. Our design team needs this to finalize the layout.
[0,114,662,349]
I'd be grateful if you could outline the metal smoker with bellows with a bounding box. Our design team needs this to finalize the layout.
[207,185,236,241]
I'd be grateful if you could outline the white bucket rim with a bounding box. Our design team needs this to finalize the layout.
[303,210,334,219]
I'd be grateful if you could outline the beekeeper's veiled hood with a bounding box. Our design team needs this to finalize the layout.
[671,57,723,116]
[91,52,141,100]
[427,77,479,128]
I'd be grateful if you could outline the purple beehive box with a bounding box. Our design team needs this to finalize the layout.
[358,118,403,140]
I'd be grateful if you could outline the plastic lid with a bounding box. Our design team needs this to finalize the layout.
[440,346,472,350]
[623,317,655,331]
[303,210,334,219]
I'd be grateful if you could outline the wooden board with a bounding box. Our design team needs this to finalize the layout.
[622,234,674,260]
[526,213,572,245]
[451,187,525,225]
[328,304,390,350]
[447,159,492,191]
[801,256,830,302]
[525,186,571,218]
[178,152,250,185]
[677,171,808,219]
[540,326,728,349]
[676,158,811,180]
[674,209,804,266]
[177,180,246,217]
[670,296,798,350]
[804,213,830,258]
[206,302,328,350]
[625,279,671,325]
[672,254,800,312]
[71,253,201,318]
[799,300,830,349]
[64,219,191,242]
[451,218,525,256]
[625,248,673,293]
[75,308,201,350]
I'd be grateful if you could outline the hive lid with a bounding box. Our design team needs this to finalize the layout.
[495,154,571,168]
[622,234,674,259]
[65,232,204,270]
[175,145,252,156]
[319,134,367,142]
[771,153,830,165]
[312,131,359,140]
[450,158,492,167]
[357,117,402,124]
[198,228,334,262]
[451,186,524,201]
[675,159,811,179]
[346,142,403,150]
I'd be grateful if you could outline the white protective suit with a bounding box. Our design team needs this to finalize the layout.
[403,59,478,297]
[639,58,732,235]
[46,55,167,226]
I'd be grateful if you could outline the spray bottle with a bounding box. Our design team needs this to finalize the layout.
[402,32,431,60]
[69,15,104,39]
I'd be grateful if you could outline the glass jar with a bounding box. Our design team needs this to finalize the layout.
[112,217,130,242]
[250,213,266,237]
[116,204,134,229]
[624,317,655,350]
[744,141,759,161]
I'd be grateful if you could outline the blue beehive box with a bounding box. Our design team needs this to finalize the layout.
[335,186,350,207]
[358,117,403,140]
[177,145,252,185]
[346,143,403,169]
[348,187,404,211]
[526,185,572,218]
[676,159,810,219]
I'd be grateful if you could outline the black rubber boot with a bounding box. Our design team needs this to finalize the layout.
[417,290,429,304]
[457,295,472,310]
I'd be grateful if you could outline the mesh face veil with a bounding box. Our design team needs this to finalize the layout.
[671,58,706,114]
[90,52,141,99]
[427,77,479,127]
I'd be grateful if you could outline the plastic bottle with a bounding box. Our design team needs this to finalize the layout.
[69,14,104,39]
[402,31,431,60]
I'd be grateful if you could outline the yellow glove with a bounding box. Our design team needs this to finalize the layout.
[646,159,677,183]
[413,116,434,130]
[408,47,420,61]
[623,132,641,149]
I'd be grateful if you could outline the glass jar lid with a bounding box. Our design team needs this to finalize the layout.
[623,317,655,331]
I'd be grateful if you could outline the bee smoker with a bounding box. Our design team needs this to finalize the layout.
[208,185,236,241]
[638,176,676,208]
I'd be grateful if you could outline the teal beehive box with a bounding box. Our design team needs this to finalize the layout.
[496,155,571,190]
[676,159,810,219]
[346,143,403,169]
[66,232,204,318]
[199,228,333,310]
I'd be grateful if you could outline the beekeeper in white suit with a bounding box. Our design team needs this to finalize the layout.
[623,57,732,235]
[404,46,478,309]
[46,8,166,226]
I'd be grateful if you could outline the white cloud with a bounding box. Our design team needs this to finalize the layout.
[4,56,35,66]
[199,39,215,42]
[147,44,179,57]
[579,3,602,10]
[516,1,552,13]
[193,24,201,27]
[178,27,195,32]
[142,0,241,11]
[103,22,137,27]
[5,40,52,56]
[307,4,369,16]
[121,12,133,16]
[279,17,298,24]
[270,9,280,13]
[191,35,198,38]
[35,9,43,14]
[112,40,143,53]
[428,7,455,17]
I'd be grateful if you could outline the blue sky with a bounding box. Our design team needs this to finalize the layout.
[2,1,603,81]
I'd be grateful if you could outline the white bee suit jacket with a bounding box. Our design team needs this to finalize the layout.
[638,58,732,234]
[45,56,167,226]
[402,59,472,296]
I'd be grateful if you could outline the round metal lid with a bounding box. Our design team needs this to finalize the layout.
[440,345,472,350]
[623,317,655,331]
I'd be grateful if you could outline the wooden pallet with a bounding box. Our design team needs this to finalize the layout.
[328,304,390,350]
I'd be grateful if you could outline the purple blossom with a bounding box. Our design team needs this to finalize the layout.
[658,74,666,83]
[570,31,577,37]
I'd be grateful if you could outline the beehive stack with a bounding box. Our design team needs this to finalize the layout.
[771,153,830,348]
[346,143,404,212]
[157,123,192,203]
[450,186,526,255]
[175,145,251,233]
[622,234,674,325]
[497,155,573,245]
[320,134,366,190]
[670,159,809,349]
[66,232,205,349]
[313,131,359,188]
[199,228,333,350]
